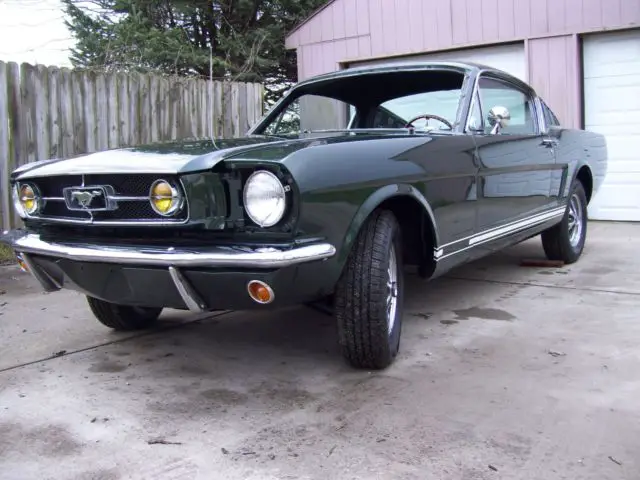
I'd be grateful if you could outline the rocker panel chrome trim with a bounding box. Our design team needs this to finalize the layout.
[434,206,566,261]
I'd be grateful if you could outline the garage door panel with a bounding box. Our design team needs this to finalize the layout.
[583,34,640,77]
[585,62,640,78]
[598,172,640,185]
[586,127,640,142]
[602,160,640,174]
[585,86,640,109]
[583,29,640,221]
[600,137,640,169]
[589,184,640,221]
[585,91,640,118]
[586,115,640,131]
[585,73,640,88]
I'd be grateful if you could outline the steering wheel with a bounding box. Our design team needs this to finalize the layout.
[405,114,453,130]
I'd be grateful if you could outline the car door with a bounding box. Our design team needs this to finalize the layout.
[369,85,480,259]
[467,74,556,241]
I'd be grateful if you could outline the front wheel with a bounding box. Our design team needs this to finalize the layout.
[541,180,588,264]
[87,296,163,331]
[334,209,404,370]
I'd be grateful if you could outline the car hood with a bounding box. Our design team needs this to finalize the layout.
[12,132,435,180]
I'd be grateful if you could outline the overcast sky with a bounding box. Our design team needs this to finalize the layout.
[0,0,74,67]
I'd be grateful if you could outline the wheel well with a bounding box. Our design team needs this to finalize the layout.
[377,195,437,277]
[576,166,593,203]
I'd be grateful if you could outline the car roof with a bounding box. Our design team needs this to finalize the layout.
[295,60,532,93]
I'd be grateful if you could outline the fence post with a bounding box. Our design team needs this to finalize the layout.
[0,62,10,231]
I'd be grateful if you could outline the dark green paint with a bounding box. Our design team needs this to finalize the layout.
[5,62,607,311]
[180,172,227,230]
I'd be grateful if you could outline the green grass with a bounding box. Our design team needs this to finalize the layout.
[0,244,15,265]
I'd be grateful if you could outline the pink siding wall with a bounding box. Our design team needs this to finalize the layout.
[286,0,640,126]
[527,35,582,128]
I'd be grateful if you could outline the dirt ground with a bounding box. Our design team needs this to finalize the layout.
[1,221,639,480]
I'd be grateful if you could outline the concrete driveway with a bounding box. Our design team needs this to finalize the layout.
[1,222,639,480]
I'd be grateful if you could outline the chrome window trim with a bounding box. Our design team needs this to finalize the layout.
[464,69,542,135]
[465,88,483,134]
[537,97,561,134]
[535,96,549,134]
[464,70,483,133]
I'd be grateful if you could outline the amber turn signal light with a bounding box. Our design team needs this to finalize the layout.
[247,280,274,304]
[15,254,29,273]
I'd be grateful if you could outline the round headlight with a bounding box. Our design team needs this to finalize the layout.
[149,179,182,216]
[13,183,40,217]
[243,170,286,228]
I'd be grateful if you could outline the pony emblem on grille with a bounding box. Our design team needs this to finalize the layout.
[63,185,115,211]
[71,190,102,208]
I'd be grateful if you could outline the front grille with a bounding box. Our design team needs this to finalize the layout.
[24,174,188,224]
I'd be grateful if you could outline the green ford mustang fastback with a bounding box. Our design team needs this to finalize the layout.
[1,61,608,369]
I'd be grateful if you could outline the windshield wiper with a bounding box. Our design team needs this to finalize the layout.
[250,133,291,140]
[302,128,424,135]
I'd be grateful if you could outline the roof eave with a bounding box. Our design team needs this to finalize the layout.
[285,0,337,47]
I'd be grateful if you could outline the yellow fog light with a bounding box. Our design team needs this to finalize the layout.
[13,183,40,217]
[149,179,182,216]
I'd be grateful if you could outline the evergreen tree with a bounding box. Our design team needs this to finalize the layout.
[62,0,326,104]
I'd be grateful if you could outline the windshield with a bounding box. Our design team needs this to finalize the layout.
[256,68,466,137]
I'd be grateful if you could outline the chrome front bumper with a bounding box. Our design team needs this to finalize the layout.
[1,230,337,312]
[2,231,336,269]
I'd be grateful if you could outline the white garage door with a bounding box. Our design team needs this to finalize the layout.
[348,43,527,82]
[583,30,640,222]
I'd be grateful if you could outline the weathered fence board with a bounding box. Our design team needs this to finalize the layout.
[0,62,9,231]
[0,61,264,231]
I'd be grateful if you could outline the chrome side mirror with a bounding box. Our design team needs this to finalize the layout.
[487,106,510,134]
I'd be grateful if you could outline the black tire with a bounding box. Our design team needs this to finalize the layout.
[541,180,588,264]
[87,296,162,331]
[334,209,404,370]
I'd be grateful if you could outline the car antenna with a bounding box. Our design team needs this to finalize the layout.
[209,43,219,150]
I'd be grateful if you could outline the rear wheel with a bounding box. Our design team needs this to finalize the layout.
[334,209,404,370]
[541,179,588,264]
[87,296,162,331]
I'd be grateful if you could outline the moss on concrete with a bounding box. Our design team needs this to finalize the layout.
[0,244,14,264]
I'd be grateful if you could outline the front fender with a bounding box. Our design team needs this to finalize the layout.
[337,183,440,267]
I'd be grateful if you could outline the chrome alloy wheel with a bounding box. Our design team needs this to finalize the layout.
[568,192,584,247]
[386,244,398,334]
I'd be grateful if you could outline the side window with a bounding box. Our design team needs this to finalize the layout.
[263,100,300,136]
[541,100,560,128]
[477,76,538,135]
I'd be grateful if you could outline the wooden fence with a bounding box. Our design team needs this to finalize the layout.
[0,61,265,231]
